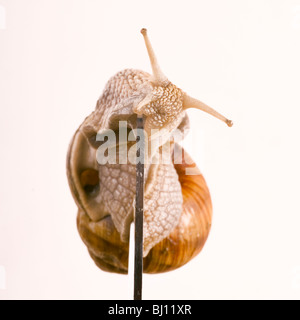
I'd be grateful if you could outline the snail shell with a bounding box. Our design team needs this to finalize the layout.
[66,29,232,274]
[68,132,212,274]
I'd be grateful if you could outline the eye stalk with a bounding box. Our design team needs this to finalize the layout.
[140,28,233,128]
[182,94,233,127]
[140,28,169,86]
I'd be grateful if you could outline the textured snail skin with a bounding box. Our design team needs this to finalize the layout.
[67,69,190,257]
[76,146,212,274]
[66,71,213,273]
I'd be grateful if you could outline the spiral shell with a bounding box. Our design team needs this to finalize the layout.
[70,141,212,274]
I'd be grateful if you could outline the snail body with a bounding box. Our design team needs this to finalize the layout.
[67,29,232,274]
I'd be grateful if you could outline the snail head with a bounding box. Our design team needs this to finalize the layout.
[133,28,233,143]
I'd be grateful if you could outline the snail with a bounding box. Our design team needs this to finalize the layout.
[67,29,233,274]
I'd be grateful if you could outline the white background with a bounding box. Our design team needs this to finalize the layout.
[0,0,300,300]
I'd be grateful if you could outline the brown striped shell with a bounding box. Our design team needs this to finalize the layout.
[72,143,212,274]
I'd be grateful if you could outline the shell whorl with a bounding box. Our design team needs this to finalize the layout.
[76,146,212,274]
